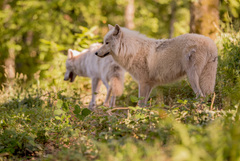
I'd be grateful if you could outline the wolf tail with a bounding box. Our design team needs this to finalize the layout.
[110,76,124,97]
[199,56,218,96]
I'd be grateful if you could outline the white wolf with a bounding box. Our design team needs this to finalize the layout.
[95,24,218,106]
[64,43,125,110]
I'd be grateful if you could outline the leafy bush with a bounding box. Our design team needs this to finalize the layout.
[216,32,240,108]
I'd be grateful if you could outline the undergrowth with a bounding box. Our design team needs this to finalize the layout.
[1,32,240,160]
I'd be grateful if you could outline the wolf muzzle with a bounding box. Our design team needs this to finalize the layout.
[95,52,110,57]
[64,72,75,82]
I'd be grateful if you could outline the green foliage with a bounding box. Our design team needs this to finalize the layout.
[0,0,101,84]
[220,0,240,31]
[218,32,240,82]
[216,32,240,107]
[1,79,240,160]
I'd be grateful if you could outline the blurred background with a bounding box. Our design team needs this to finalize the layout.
[0,0,239,91]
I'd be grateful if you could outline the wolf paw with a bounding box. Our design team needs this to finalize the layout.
[103,103,109,107]
[89,103,96,111]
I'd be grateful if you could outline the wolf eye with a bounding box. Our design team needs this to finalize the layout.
[106,42,109,44]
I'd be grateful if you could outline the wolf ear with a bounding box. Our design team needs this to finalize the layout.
[113,24,121,36]
[108,24,114,30]
[68,49,73,59]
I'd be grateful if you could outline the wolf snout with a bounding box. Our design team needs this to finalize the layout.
[95,52,109,57]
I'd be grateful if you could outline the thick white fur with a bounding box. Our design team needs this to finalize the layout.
[96,25,218,106]
[64,43,125,110]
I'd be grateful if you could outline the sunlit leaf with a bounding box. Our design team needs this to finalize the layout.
[130,95,138,103]
[55,116,61,120]
[56,99,63,109]
[54,109,64,116]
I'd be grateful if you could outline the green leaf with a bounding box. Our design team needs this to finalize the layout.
[130,95,139,103]
[128,106,136,111]
[82,108,91,117]
[55,116,61,120]
[135,113,146,120]
[139,97,145,100]
[56,99,63,109]
[98,105,108,110]
[76,114,84,120]
[54,109,64,116]
[73,105,81,114]
[63,102,69,112]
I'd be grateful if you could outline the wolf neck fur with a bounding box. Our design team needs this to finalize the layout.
[72,53,88,77]
[112,29,155,74]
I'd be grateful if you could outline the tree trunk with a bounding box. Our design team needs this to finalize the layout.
[125,0,135,29]
[2,0,8,9]
[4,46,15,80]
[2,1,16,83]
[169,0,176,38]
[190,0,219,40]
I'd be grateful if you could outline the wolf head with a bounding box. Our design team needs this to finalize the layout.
[95,24,122,58]
[64,49,78,82]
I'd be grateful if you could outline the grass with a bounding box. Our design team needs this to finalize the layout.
[1,32,240,160]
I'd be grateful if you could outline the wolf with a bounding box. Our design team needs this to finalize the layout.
[95,24,218,106]
[64,43,125,110]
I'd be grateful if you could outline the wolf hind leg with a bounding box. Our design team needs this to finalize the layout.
[108,76,124,107]
[89,78,102,110]
[110,96,116,107]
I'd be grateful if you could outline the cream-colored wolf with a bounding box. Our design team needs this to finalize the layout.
[95,24,218,106]
[64,43,125,110]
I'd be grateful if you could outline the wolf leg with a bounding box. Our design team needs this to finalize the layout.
[186,67,203,97]
[110,96,116,107]
[102,81,111,107]
[138,82,153,107]
[109,76,124,107]
[199,60,217,96]
[185,48,207,97]
[89,78,101,110]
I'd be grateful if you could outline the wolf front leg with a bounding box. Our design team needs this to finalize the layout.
[186,66,204,97]
[137,82,153,107]
[89,78,101,110]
